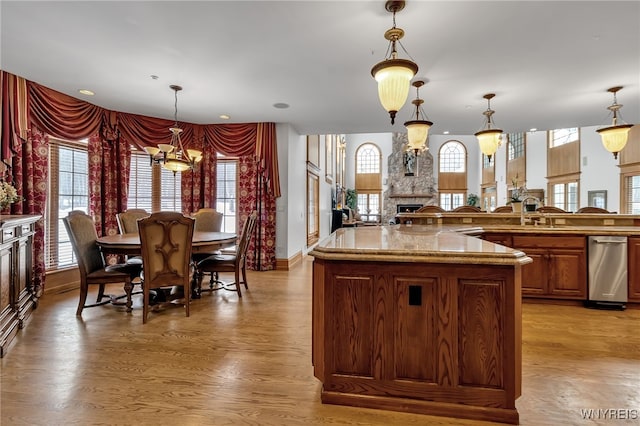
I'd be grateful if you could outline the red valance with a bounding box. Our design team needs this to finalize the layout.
[28,82,105,140]
[1,71,28,169]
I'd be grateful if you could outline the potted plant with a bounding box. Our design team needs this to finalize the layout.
[345,189,357,212]
[467,193,479,207]
[509,175,527,213]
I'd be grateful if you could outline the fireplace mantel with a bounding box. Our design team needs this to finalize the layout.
[389,193,434,199]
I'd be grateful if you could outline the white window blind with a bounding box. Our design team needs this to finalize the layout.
[216,159,238,233]
[46,139,89,269]
[128,153,153,212]
[160,167,181,211]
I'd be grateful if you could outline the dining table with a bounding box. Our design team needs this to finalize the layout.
[96,231,237,300]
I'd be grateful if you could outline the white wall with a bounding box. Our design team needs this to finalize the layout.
[579,125,620,211]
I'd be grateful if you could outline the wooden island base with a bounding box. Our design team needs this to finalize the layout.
[310,226,531,424]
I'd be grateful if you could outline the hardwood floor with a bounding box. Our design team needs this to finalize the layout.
[2,257,639,425]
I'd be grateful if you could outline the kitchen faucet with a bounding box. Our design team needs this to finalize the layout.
[520,196,540,225]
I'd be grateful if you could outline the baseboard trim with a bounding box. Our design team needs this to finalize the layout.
[275,251,303,270]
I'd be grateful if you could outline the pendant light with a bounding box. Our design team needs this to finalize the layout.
[143,85,203,172]
[404,80,433,153]
[474,93,503,161]
[596,86,633,159]
[371,1,418,125]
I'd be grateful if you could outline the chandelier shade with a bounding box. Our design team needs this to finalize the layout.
[371,1,418,125]
[143,85,202,172]
[596,86,633,160]
[474,93,503,161]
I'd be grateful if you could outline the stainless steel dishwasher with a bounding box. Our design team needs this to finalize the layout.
[587,236,627,309]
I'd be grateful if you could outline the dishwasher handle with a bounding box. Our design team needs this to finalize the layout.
[590,236,627,244]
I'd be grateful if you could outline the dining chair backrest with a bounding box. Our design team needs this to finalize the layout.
[63,210,104,276]
[236,211,258,259]
[138,212,194,323]
[576,206,614,214]
[193,208,223,232]
[416,205,445,213]
[452,205,483,213]
[116,209,150,234]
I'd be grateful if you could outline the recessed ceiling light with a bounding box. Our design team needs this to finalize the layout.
[443,131,450,135]
[78,89,94,96]
[273,102,289,109]
[529,128,537,132]
[219,114,230,120]
[150,75,159,80]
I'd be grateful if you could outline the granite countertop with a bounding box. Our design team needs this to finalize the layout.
[479,224,640,236]
[310,225,532,265]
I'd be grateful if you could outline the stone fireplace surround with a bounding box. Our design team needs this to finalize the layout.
[383,133,437,224]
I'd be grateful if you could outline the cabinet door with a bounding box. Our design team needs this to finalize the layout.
[628,237,640,302]
[548,249,587,299]
[521,249,547,295]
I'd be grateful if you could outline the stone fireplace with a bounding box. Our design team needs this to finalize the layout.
[383,133,437,224]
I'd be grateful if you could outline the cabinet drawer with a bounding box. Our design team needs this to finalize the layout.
[513,235,585,249]
[1,228,16,243]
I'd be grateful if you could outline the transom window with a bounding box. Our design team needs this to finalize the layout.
[549,128,579,147]
[439,141,465,172]
[356,143,380,173]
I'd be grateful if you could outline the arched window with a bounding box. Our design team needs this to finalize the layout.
[438,140,468,210]
[355,143,382,223]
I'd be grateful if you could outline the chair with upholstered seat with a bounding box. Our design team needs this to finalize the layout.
[576,206,614,214]
[452,205,483,212]
[116,209,149,234]
[493,205,514,213]
[196,211,257,298]
[138,211,194,323]
[536,206,567,213]
[416,205,445,213]
[192,208,224,287]
[63,211,142,316]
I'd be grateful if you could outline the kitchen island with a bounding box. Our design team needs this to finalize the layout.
[309,225,531,424]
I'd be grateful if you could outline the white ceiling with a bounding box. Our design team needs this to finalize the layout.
[1,1,638,136]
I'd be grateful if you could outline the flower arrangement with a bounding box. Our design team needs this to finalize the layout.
[0,180,20,210]
[510,175,527,203]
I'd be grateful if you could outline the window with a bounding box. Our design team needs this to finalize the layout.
[439,141,465,172]
[625,175,640,214]
[507,132,525,160]
[440,193,465,211]
[482,154,494,169]
[357,192,380,222]
[216,159,238,233]
[549,128,579,148]
[356,143,380,173]
[551,181,579,212]
[46,139,88,269]
[128,152,181,212]
[355,143,382,223]
[438,140,467,210]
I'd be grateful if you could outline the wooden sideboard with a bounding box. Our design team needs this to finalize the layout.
[0,215,41,357]
[310,226,531,424]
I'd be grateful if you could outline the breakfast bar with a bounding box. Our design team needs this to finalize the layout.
[309,225,532,424]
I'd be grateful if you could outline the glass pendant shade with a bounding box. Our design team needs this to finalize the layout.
[372,59,418,123]
[475,129,502,158]
[164,158,191,173]
[597,124,633,159]
[405,120,431,151]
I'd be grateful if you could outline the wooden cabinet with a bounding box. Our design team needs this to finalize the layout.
[0,215,40,357]
[512,235,587,299]
[481,232,512,248]
[628,237,640,302]
[312,259,523,424]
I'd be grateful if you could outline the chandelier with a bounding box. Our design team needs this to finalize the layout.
[474,93,503,161]
[371,0,418,125]
[596,86,633,159]
[143,85,202,172]
[404,80,432,153]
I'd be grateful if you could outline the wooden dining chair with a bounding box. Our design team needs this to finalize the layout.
[452,205,483,212]
[492,205,514,213]
[536,206,567,213]
[138,211,194,323]
[415,205,445,213]
[116,209,150,234]
[576,206,614,214]
[62,211,142,316]
[195,211,257,298]
[192,208,225,288]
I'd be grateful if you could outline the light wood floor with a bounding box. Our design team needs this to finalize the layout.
[2,258,639,425]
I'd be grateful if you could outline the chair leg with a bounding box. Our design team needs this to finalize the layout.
[96,283,106,302]
[142,282,149,324]
[123,278,133,313]
[241,264,248,289]
[77,282,88,316]
[235,267,242,298]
